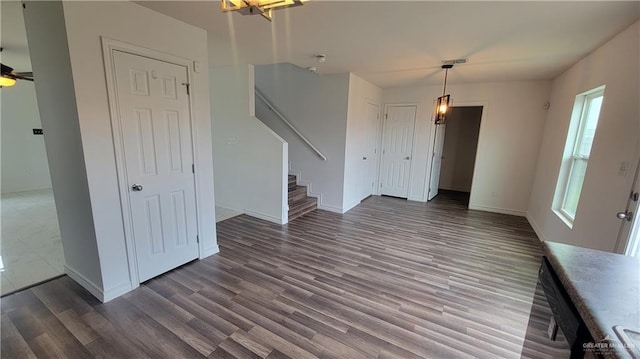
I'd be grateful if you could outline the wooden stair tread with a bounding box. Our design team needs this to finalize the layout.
[288,197,317,221]
[288,186,307,204]
[288,175,297,191]
[287,174,317,221]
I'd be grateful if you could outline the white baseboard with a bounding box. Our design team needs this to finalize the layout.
[103,281,135,302]
[65,264,104,301]
[526,213,547,242]
[200,245,220,258]
[244,209,284,225]
[215,202,243,214]
[342,200,361,213]
[65,264,134,303]
[468,204,526,217]
[317,203,344,214]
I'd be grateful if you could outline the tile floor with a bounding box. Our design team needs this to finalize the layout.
[0,189,63,296]
[0,198,239,295]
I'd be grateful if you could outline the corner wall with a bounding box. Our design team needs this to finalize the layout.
[383,80,551,215]
[527,20,640,252]
[210,65,288,224]
[23,0,103,292]
[344,73,382,211]
[25,0,217,301]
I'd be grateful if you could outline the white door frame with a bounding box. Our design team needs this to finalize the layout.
[365,98,381,198]
[614,156,640,255]
[423,101,488,205]
[101,37,201,287]
[378,103,419,198]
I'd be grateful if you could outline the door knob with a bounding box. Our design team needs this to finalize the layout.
[363,157,367,160]
[617,211,633,221]
[131,184,144,192]
[404,156,411,160]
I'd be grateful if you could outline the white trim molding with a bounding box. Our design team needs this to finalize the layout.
[245,209,286,225]
[200,245,220,258]
[468,204,526,217]
[65,264,135,303]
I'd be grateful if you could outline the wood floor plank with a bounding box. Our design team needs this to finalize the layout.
[0,192,570,358]
[0,315,37,359]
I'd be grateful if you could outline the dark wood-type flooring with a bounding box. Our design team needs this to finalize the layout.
[1,193,570,358]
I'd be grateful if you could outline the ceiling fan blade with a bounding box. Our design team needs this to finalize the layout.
[1,63,14,75]
[12,72,34,82]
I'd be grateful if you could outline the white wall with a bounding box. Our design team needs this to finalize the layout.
[23,1,103,291]
[255,63,350,213]
[25,0,217,302]
[210,65,288,224]
[1,0,52,194]
[0,80,52,193]
[383,80,551,215]
[439,106,482,192]
[527,21,640,252]
[343,73,382,211]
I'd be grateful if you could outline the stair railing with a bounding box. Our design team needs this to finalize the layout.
[255,88,327,161]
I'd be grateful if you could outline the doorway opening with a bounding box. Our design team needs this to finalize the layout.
[1,1,64,296]
[428,106,483,206]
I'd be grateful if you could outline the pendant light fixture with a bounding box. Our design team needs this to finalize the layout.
[435,58,466,125]
[435,63,453,125]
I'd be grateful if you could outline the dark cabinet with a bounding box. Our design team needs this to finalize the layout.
[539,257,595,359]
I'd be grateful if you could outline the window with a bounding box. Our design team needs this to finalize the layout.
[554,86,605,226]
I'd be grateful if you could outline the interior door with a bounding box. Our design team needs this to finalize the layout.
[113,50,199,282]
[362,101,379,199]
[428,123,447,200]
[380,105,416,198]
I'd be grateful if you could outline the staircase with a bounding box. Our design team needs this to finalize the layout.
[288,175,317,221]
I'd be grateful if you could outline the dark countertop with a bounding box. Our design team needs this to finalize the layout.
[542,241,640,359]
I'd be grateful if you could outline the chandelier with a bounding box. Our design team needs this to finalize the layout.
[221,0,307,21]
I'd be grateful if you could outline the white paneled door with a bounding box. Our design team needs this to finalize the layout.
[362,101,380,199]
[114,50,198,282]
[380,105,416,198]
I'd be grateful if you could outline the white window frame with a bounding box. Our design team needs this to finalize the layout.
[553,86,605,227]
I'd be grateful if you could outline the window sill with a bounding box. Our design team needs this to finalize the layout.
[553,209,574,229]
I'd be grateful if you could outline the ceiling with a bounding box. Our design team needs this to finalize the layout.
[2,1,639,88]
[139,1,640,88]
